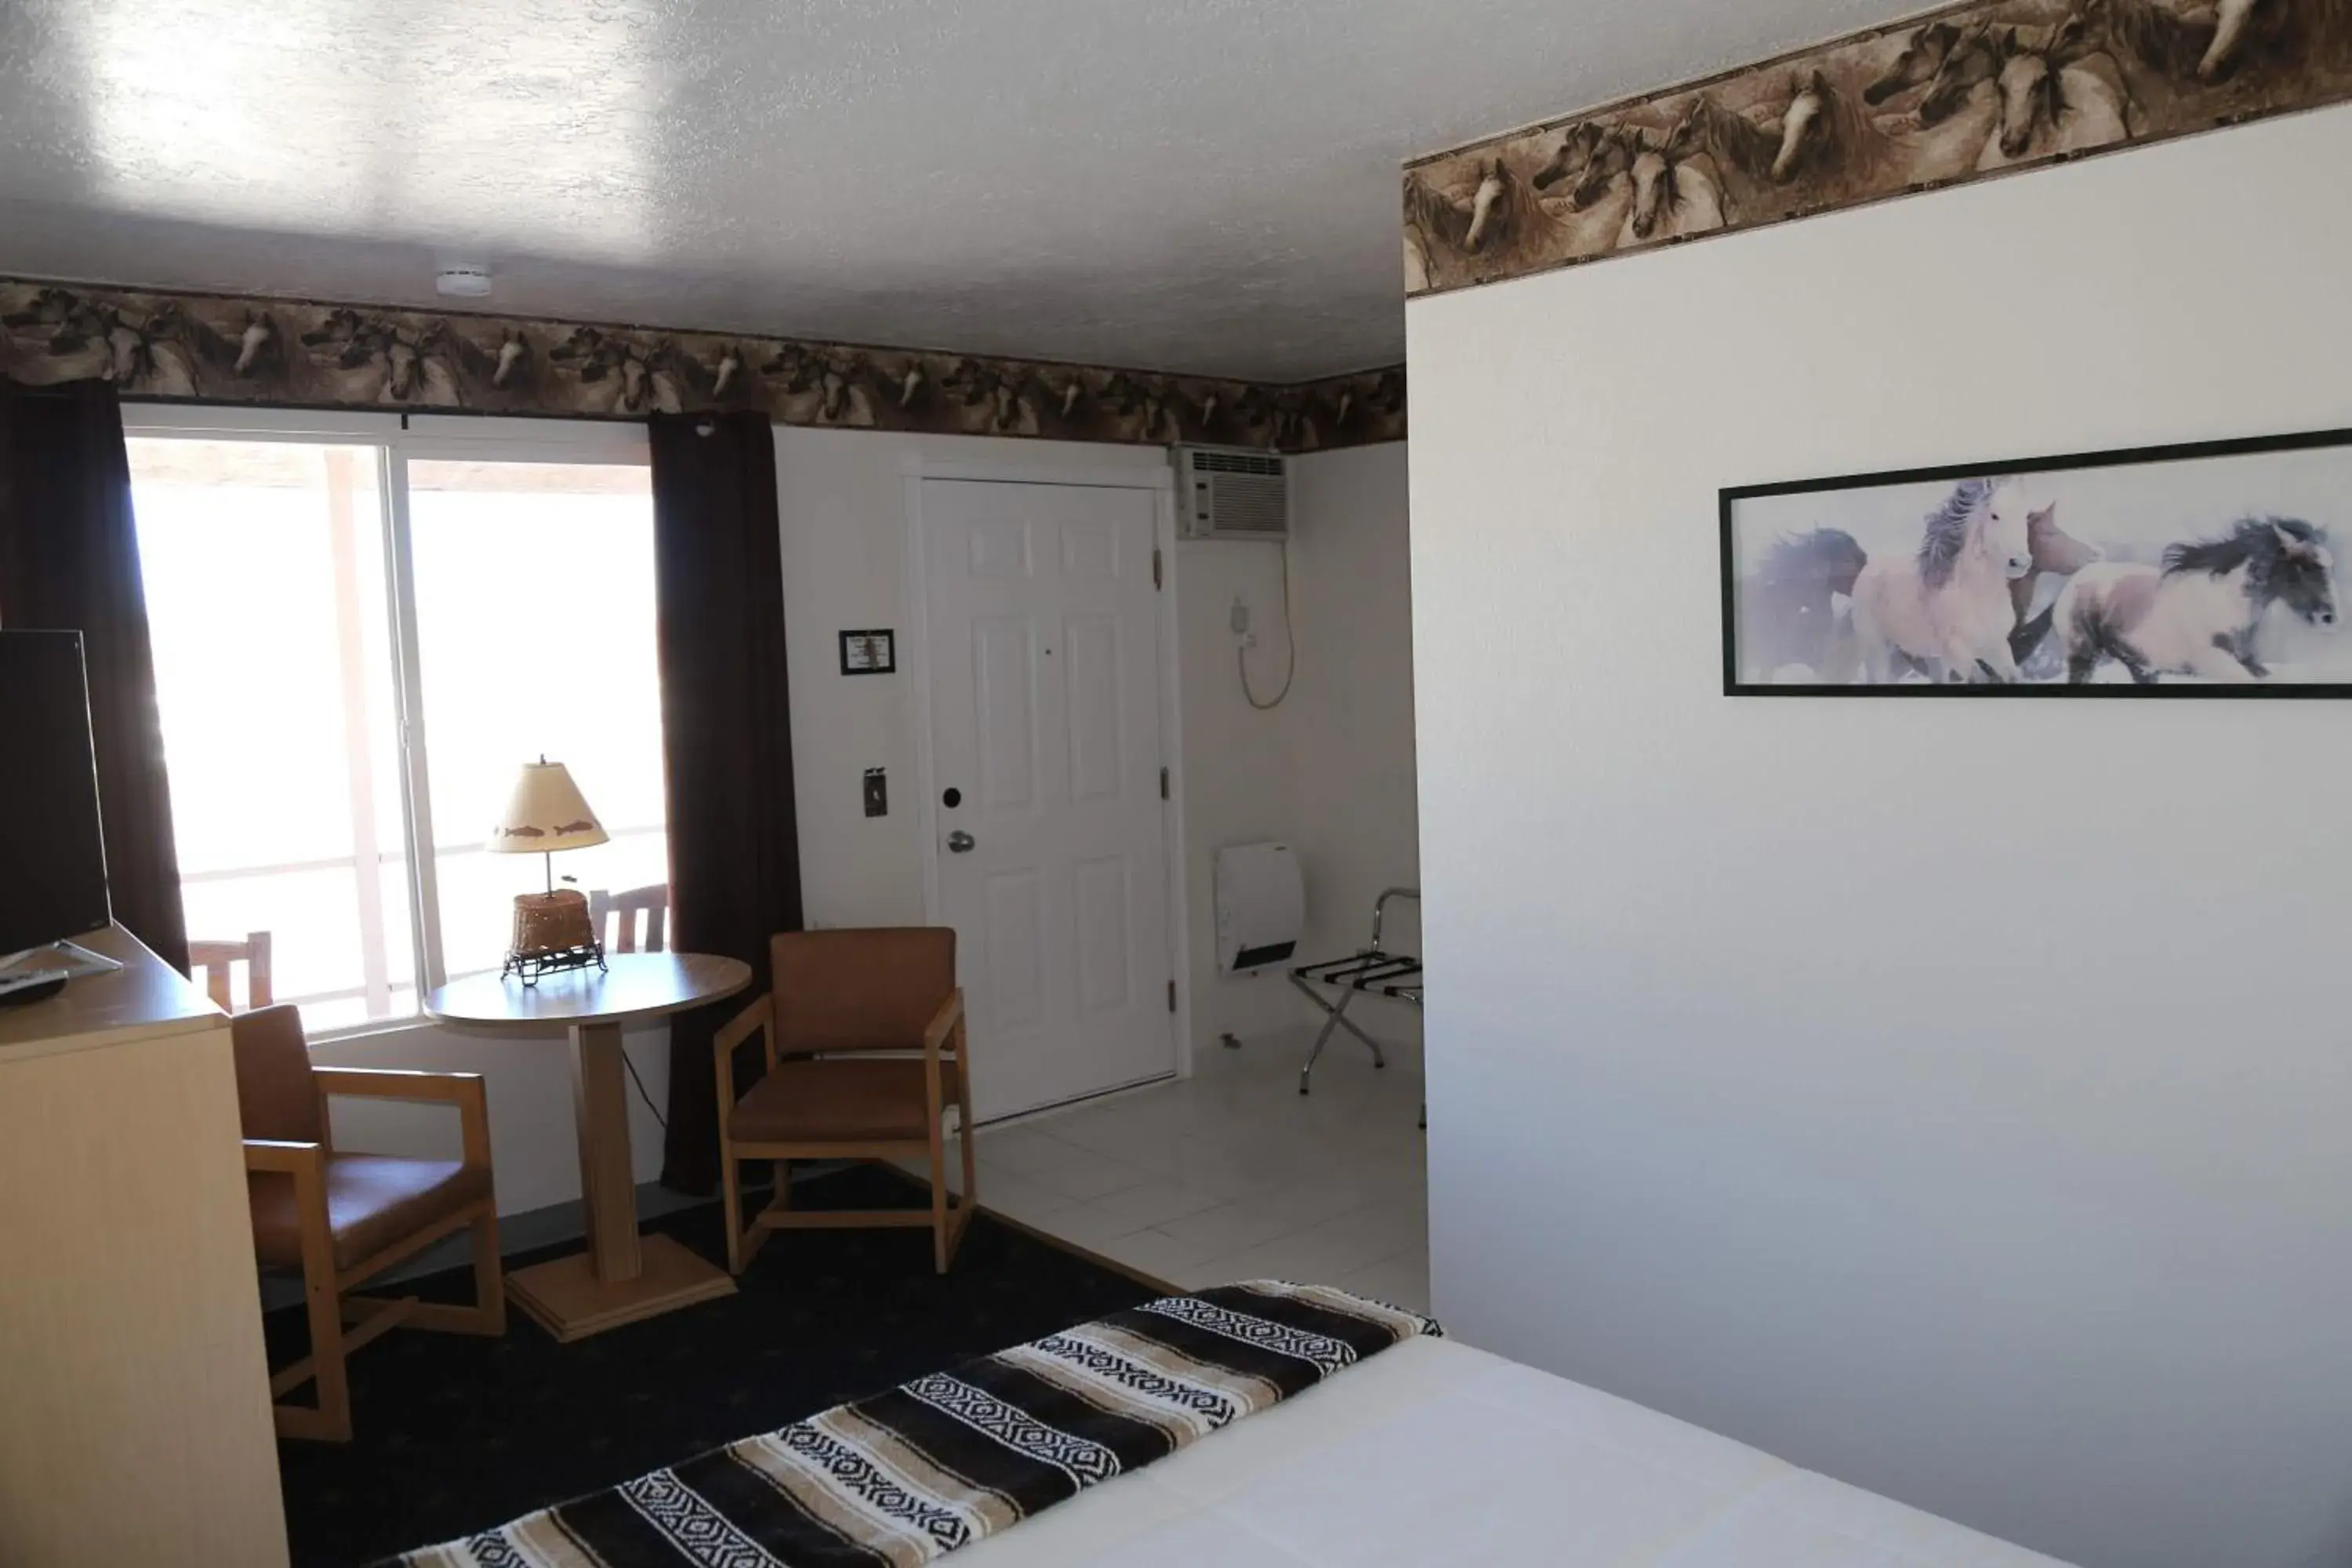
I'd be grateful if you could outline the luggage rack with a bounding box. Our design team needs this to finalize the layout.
[1290,887,1421,1101]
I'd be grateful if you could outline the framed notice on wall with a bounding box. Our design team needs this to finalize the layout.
[839,630,896,676]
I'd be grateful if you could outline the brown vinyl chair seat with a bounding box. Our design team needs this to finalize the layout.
[248,1156,494,1274]
[730,1057,964,1145]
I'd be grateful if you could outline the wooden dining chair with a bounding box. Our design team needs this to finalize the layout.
[233,1004,504,1442]
[588,884,670,953]
[189,931,273,1013]
[713,928,978,1275]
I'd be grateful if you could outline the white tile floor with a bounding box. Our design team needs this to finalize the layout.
[955,1029,1429,1314]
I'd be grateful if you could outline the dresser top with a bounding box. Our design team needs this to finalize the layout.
[0,925,224,1062]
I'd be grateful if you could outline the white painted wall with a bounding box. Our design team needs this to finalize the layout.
[1287,446,1421,999]
[1175,444,1421,1057]
[1407,104,2352,1568]
[1176,533,1310,1046]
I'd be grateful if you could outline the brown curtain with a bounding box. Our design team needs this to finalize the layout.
[649,411,802,1195]
[0,378,189,973]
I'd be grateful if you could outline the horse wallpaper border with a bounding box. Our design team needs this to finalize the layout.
[1404,0,2352,297]
[0,277,1405,454]
[1721,426,2352,695]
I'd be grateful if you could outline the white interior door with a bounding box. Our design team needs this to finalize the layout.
[922,478,1175,1121]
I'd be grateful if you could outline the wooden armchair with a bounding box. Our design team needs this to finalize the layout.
[714,928,977,1276]
[232,1004,503,1442]
[589,884,670,953]
[190,931,272,1012]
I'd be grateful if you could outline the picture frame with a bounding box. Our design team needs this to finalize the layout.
[838,629,896,677]
[1720,426,2352,698]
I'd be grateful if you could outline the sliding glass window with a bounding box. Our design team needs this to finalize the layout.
[125,414,668,1036]
[405,459,669,982]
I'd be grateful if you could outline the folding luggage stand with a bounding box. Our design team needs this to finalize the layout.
[1290,887,1421,1105]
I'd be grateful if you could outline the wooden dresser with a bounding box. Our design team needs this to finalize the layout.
[0,925,289,1567]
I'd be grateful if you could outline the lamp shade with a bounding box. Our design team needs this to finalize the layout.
[487,760,610,855]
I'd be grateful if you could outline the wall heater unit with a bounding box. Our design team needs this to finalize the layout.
[1215,841,1304,973]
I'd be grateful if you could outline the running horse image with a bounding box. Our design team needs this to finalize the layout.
[1725,430,2352,695]
[1849,477,2039,683]
[1738,528,1871,681]
[2056,517,2339,681]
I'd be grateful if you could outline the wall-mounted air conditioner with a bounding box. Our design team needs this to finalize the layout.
[1174,445,1288,541]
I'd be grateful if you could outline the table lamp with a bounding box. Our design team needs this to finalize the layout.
[488,757,610,982]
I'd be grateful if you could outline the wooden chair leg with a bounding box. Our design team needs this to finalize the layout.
[369,1206,506,1337]
[721,1150,746,1276]
[956,1069,978,1214]
[261,1149,354,1443]
[929,1123,952,1275]
[469,1204,506,1335]
[771,1160,791,1212]
[294,1248,351,1443]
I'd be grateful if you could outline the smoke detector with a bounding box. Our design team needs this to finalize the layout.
[434,263,493,299]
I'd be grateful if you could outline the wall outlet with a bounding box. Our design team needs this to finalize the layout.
[1230,597,1250,636]
[862,767,887,818]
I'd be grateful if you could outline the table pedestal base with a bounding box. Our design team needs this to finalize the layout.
[506,1233,736,1343]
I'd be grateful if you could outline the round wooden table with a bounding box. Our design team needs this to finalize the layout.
[425,952,752,1343]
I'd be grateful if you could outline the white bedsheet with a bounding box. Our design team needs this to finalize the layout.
[949,1335,2068,1566]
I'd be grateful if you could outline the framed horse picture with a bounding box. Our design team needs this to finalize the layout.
[1721,426,2352,697]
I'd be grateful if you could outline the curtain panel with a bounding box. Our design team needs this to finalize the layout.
[648,411,803,1194]
[0,377,189,972]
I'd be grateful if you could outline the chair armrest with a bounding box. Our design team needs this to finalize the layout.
[243,1138,324,1177]
[921,989,964,1123]
[241,1139,335,1279]
[314,1066,482,1106]
[923,989,965,1057]
[716,993,773,1063]
[714,993,773,1134]
[314,1067,493,1168]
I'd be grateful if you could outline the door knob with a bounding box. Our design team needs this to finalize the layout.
[947,831,976,853]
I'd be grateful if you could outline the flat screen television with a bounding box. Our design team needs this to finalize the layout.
[0,630,113,958]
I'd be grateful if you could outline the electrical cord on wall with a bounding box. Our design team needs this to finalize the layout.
[1240,539,1298,710]
[622,1047,667,1131]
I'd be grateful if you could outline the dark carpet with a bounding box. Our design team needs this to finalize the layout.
[267,1166,1156,1568]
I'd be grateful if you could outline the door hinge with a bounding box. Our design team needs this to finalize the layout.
[1167,979,1178,1013]
[1159,766,1169,800]
[1152,548,1163,590]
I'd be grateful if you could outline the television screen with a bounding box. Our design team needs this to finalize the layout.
[0,630,112,956]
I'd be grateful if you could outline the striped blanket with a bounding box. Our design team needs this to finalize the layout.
[394,1281,1438,1567]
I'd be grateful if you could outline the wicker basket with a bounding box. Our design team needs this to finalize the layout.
[510,889,594,956]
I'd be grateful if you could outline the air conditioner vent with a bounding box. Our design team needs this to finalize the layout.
[1174,445,1289,541]
[1192,450,1283,477]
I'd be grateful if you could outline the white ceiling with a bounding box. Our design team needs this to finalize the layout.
[0,0,1901,382]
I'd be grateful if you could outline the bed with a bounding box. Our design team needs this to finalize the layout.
[397,1284,2068,1567]
[946,1333,2064,1566]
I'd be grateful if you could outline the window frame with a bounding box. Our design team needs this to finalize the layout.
[123,404,656,1040]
